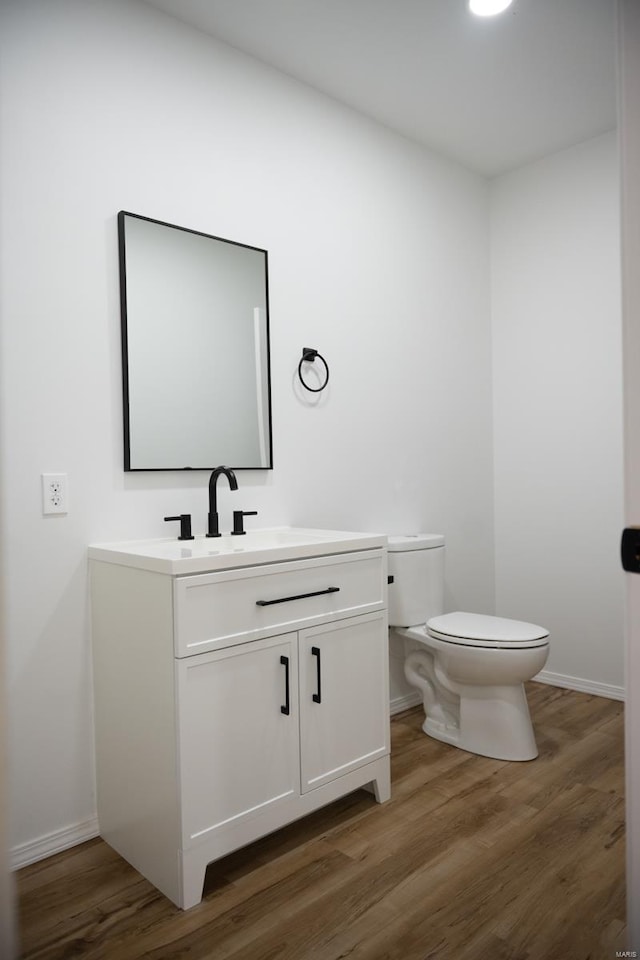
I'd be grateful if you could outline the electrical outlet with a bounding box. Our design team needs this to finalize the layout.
[42,473,68,515]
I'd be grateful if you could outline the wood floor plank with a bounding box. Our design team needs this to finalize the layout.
[335,786,624,960]
[16,681,626,960]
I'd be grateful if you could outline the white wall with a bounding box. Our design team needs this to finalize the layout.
[0,0,494,858]
[491,133,624,697]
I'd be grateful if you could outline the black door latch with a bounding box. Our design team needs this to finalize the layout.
[621,527,640,573]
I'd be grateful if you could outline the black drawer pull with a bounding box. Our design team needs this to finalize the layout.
[311,646,321,704]
[280,655,290,715]
[256,586,340,607]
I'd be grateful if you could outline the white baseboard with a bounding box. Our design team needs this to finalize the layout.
[390,691,421,715]
[11,817,99,871]
[534,669,625,702]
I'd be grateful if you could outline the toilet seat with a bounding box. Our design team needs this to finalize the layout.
[426,612,549,650]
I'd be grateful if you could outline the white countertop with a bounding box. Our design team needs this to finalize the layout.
[88,527,387,575]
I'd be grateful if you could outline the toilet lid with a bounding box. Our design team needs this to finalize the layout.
[426,612,549,649]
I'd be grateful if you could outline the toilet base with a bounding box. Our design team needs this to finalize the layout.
[421,683,538,762]
[401,639,543,762]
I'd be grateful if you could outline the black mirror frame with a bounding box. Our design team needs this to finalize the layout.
[117,210,274,472]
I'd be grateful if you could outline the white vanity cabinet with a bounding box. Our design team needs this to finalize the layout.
[90,530,390,910]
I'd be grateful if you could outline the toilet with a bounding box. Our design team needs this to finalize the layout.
[388,535,549,761]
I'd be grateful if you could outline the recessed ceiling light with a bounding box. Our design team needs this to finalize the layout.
[469,0,514,16]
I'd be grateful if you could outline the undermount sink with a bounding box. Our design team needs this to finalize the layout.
[88,527,387,575]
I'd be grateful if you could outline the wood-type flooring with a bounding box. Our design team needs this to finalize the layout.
[16,682,626,960]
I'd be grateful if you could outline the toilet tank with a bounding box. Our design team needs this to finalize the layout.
[387,534,445,627]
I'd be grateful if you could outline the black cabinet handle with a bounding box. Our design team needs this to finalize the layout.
[256,586,340,607]
[280,655,290,715]
[311,646,321,704]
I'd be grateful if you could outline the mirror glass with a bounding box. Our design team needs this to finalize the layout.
[118,211,273,471]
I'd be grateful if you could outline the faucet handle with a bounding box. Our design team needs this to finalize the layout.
[231,510,258,536]
[164,514,194,541]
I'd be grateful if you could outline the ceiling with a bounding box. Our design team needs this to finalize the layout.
[140,0,617,177]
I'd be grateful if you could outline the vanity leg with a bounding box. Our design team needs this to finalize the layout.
[372,764,391,803]
[362,757,391,803]
[180,850,208,910]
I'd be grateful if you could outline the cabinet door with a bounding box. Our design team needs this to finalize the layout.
[177,633,299,848]
[299,612,389,794]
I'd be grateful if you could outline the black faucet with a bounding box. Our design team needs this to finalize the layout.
[207,466,238,537]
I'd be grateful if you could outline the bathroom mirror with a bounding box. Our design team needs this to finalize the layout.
[118,211,273,471]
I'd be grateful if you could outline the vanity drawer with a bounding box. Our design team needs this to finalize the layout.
[173,549,386,657]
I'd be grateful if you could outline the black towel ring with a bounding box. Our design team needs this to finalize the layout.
[298,347,330,393]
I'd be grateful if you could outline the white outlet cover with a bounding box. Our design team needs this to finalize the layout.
[42,473,68,515]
